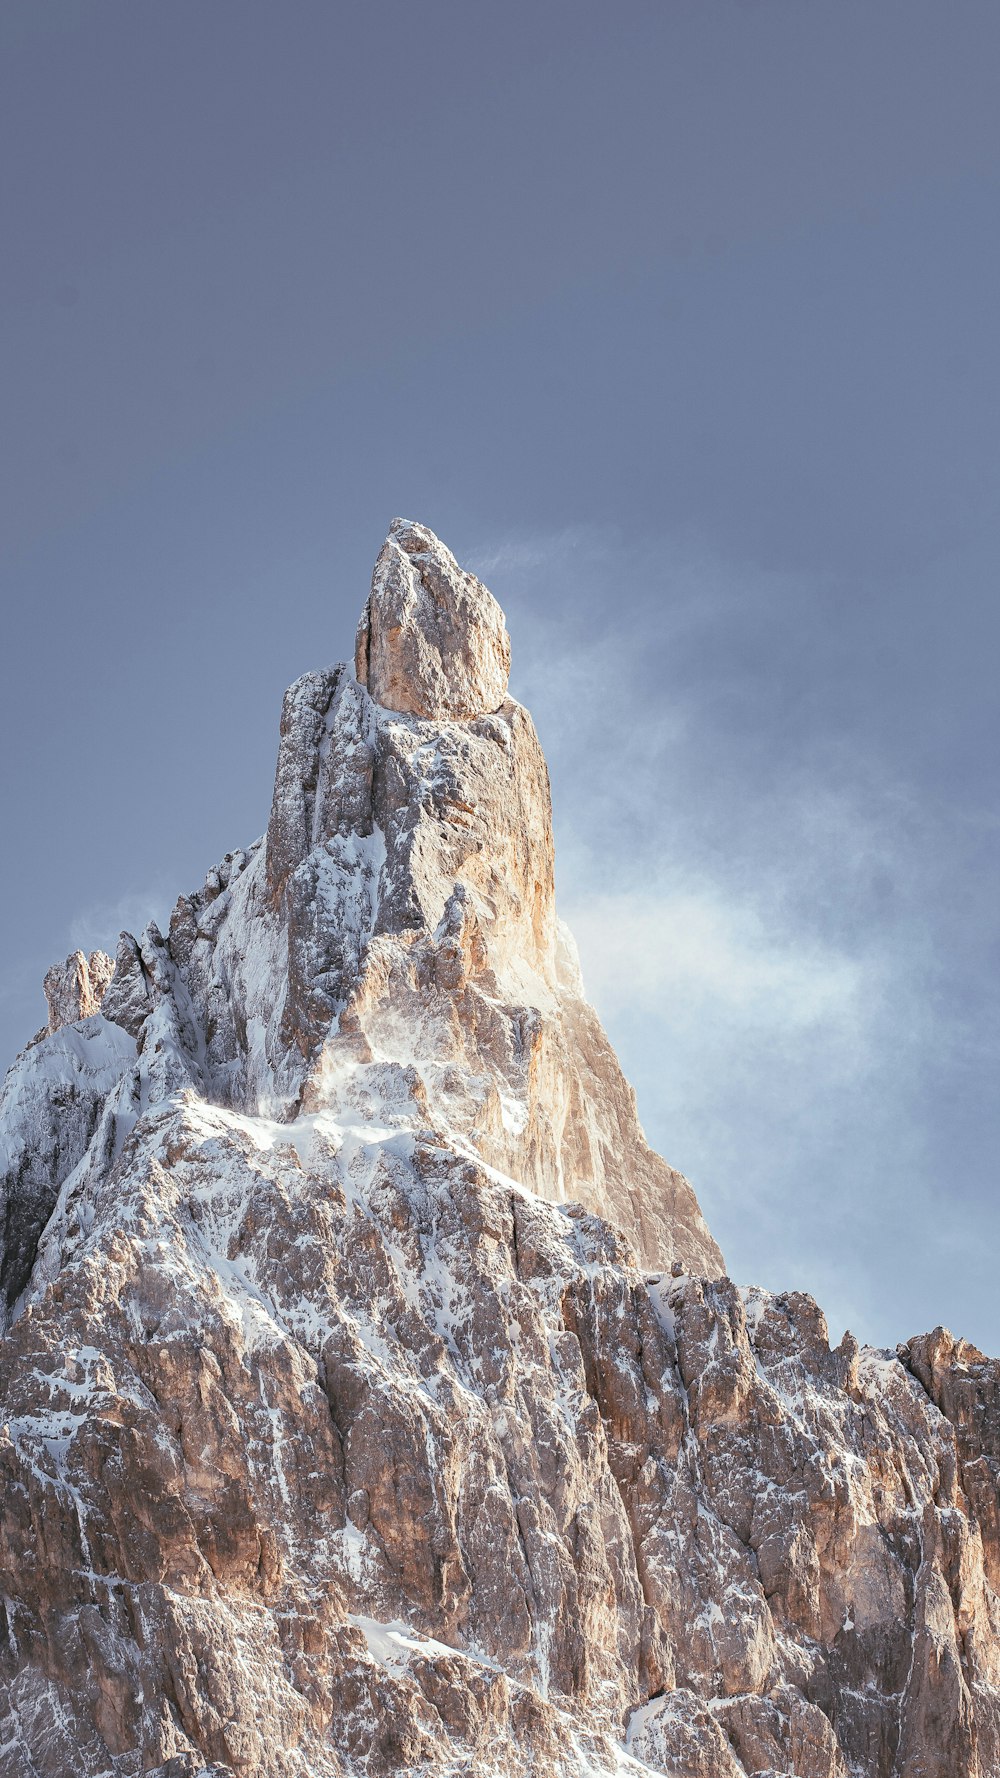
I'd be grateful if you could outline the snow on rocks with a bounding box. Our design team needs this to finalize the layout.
[0,1014,135,1330]
[0,521,997,1776]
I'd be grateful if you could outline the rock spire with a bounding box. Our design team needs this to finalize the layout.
[355,517,511,719]
[43,948,114,1034]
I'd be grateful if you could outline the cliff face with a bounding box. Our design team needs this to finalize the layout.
[0,521,997,1778]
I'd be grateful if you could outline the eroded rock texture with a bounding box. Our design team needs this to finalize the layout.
[355,518,511,720]
[0,522,997,1777]
[43,949,114,1035]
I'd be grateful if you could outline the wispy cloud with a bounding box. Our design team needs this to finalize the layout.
[471,521,996,1351]
[68,886,173,959]
[464,525,606,579]
[565,885,868,1034]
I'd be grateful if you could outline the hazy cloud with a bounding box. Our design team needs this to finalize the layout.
[476,523,996,1351]
[68,887,172,961]
[565,885,868,1035]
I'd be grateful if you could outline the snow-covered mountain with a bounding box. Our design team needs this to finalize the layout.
[0,521,997,1777]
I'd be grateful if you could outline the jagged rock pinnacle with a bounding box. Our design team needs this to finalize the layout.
[42,949,113,1034]
[355,517,511,718]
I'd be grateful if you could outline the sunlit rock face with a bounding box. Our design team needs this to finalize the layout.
[43,948,114,1035]
[0,522,997,1778]
[355,517,511,720]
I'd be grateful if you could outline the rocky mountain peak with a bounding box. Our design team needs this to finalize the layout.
[355,517,511,718]
[0,525,998,1778]
[149,520,719,1273]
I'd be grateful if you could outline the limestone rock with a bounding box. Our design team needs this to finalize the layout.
[43,948,114,1033]
[355,517,511,718]
[0,520,997,1777]
[105,518,719,1273]
[902,1326,1000,1592]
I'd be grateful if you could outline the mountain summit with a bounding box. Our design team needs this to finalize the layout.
[0,524,997,1777]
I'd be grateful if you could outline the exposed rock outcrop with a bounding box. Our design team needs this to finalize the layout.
[43,948,114,1034]
[0,521,996,1778]
[355,518,511,719]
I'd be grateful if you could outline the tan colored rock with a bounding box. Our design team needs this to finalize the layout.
[903,1326,1000,1592]
[355,517,511,718]
[128,519,721,1272]
[43,948,114,1033]
[0,521,998,1777]
[6,1108,1000,1776]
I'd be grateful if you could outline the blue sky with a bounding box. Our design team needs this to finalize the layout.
[2,2,998,1350]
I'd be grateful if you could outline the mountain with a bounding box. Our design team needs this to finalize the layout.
[0,520,997,1778]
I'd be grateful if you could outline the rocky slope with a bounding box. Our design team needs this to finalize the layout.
[0,519,997,1778]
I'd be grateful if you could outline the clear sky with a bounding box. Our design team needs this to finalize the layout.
[2,2,998,1352]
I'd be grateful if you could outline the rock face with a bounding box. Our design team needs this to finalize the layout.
[0,522,997,1778]
[355,518,511,719]
[43,948,114,1034]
